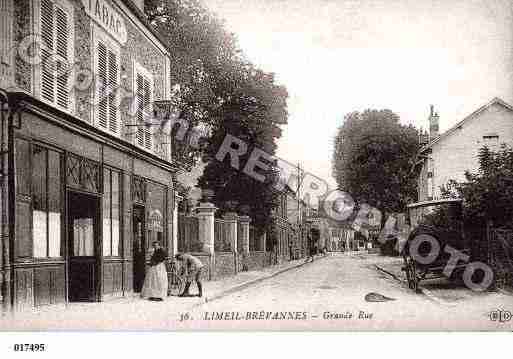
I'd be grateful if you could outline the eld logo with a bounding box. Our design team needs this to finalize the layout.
[489,309,512,323]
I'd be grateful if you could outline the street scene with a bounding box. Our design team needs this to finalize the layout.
[2,252,512,330]
[0,0,513,333]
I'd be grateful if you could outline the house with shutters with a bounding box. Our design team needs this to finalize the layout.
[413,98,513,203]
[0,0,185,312]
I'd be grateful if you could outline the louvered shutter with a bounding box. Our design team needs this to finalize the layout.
[39,0,70,109]
[135,66,153,151]
[108,50,118,133]
[143,78,152,150]
[40,0,55,103]
[97,42,108,129]
[96,40,118,134]
[54,6,69,108]
[136,74,145,147]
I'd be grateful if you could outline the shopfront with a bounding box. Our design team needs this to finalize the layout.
[1,93,176,311]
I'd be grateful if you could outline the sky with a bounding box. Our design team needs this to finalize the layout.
[203,0,513,189]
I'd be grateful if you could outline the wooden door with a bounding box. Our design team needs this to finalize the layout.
[68,192,99,302]
[132,205,146,293]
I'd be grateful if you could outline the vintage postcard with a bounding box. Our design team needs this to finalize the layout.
[0,0,512,336]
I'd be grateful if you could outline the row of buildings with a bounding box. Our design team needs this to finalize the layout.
[0,0,342,313]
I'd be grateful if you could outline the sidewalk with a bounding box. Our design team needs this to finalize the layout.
[202,257,313,303]
[1,256,316,330]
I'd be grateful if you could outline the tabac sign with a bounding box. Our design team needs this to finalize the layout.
[81,0,128,44]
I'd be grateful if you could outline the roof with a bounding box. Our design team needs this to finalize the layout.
[419,97,513,153]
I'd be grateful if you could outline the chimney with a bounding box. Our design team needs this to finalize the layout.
[429,105,439,139]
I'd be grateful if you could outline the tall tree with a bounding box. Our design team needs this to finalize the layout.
[145,0,288,231]
[332,109,419,214]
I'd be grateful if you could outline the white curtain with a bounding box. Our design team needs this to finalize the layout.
[74,218,94,256]
[33,210,47,258]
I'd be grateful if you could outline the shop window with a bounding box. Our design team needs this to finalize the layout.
[32,145,62,258]
[15,138,30,196]
[103,168,121,257]
[95,32,120,135]
[15,140,62,260]
[15,138,32,259]
[37,0,74,111]
[32,146,48,258]
[133,62,154,151]
[48,151,62,257]
[147,182,165,249]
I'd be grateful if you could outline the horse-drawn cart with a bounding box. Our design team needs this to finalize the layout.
[402,198,469,292]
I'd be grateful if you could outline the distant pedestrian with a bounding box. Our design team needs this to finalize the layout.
[306,234,315,262]
[288,238,294,261]
[175,253,205,297]
[141,241,168,301]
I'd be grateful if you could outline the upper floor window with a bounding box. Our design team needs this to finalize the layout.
[133,62,154,151]
[483,135,499,150]
[37,0,74,111]
[94,29,120,136]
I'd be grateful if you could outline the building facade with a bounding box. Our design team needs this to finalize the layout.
[269,184,311,262]
[415,98,513,202]
[0,0,182,312]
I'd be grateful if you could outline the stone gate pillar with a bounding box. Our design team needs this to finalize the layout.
[238,215,251,255]
[196,202,216,255]
[172,192,182,256]
[223,212,238,253]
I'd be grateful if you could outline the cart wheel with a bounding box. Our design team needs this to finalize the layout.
[168,273,185,296]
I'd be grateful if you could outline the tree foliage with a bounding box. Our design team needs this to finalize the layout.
[145,0,288,231]
[441,145,513,228]
[332,109,419,214]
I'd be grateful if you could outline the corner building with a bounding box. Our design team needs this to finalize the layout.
[0,0,181,311]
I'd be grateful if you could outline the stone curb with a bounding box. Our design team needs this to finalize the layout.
[193,256,326,307]
[374,264,456,307]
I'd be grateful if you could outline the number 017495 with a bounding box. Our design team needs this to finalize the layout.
[13,344,46,352]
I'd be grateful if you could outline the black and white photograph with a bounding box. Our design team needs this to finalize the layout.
[0,0,512,340]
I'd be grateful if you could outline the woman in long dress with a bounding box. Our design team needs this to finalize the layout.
[141,241,168,301]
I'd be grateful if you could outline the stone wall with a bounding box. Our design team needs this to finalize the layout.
[13,0,31,92]
[243,252,267,271]
[213,252,236,280]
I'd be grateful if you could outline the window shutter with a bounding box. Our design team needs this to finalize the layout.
[95,39,118,134]
[55,6,69,109]
[134,65,154,151]
[39,0,71,110]
[97,41,108,129]
[108,50,118,133]
[136,74,145,147]
[143,77,152,150]
[40,0,55,103]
